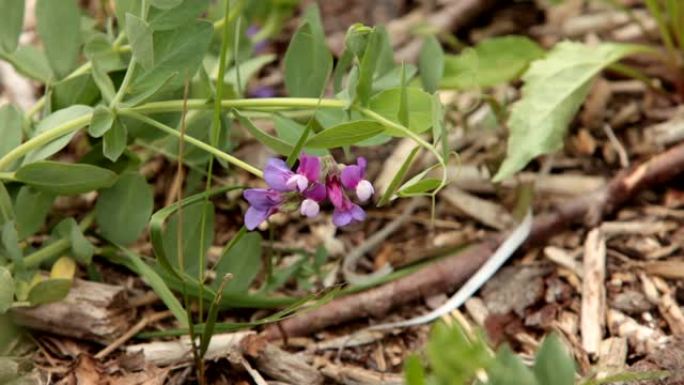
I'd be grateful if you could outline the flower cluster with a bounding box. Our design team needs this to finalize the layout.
[243,155,374,230]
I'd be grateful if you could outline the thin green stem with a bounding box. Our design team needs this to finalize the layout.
[0,113,92,171]
[0,172,16,182]
[119,110,264,178]
[110,59,136,107]
[9,212,95,272]
[130,97,346,114]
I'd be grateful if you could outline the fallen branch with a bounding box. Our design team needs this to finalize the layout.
[11,279,133,344]
[263,142,684,340]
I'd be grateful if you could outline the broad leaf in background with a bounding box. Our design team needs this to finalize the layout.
[1,222,21,262]
[404,355,426,385]
[51,75,100,111]
[283,21,332,98]
[0,105,22,159]
[235,111,293,155]
[84,34,125,73]
[23,105,93,165]
[533,334,575,385]
[148,0,209,31]
[0,267,13,313]
[441,36,544,90]
[15,161,117,195]
[0,183,13,226]
[493,42,643,181]
[126,13,154,70]
[162,201,214,276]
[486,346,539,385]
[14,186,54,240]
[114,0,142,30]
[419,36,444,93]
[128,21,213,99]
[96,172,153,245]
[214,232,262,294]
[369,87,433,136]
[36,0,81,79]
[3,45,54,82]
[306,120,385,148]
[225,54,276,96]
[0,0,24,54]
[274,115,327,156]
[150,0,183,9]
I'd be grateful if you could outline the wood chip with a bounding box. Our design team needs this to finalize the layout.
[643,260,684,280]
[607,309,668,355]
[597,337,627,379]
[581,228,607,355]
[544,246,584,277]
[440,187,514,230]
[320,360,404,385]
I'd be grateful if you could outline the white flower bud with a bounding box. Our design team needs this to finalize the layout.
[286,174,308,192]
[300,198,320,217]
[356,180,374,202]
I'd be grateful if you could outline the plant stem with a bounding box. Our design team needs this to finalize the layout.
[0,113,92,171]
[130,97,347,114]
[119,110,264,178]
[10,212,95,272]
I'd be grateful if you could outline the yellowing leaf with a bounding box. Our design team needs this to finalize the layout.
[51,256,76,279]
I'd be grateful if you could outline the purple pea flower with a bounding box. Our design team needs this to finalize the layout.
[300,182,327,218]
[243,188,283,230]
[341,157,374,202]
[327,174,366,227]
[264,154,321,193]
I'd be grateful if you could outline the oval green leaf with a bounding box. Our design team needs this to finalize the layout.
[369,87,433,136]
[15,161,118,195]
[96,172,153,245]
[305,120,384,148]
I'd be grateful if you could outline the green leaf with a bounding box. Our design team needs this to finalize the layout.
[121,72,175,107]
[89,105,114,138]
[404,355,426,385]
[14,186,54,239]
[84,34,124,73]
[283,22,332,97]
[129,21,213,97]
[148,0,209,31]
[0,183,13,226]
[0,105,22,160]
[441,36,544,90]
[0,0,24,54]
[493,42,644,181]
[150,0,182,9]
[114,0,142,30]
[36,0,81,79]
[96,172,153,245]
[3,45,53,82]
[15,161,118,195]
[369,87,433,136]
[214,232,262,294]
[116,246,187,325]
[355,28,382,105]
[235,110,293,155]
[274,115,327,156]
[533,333,575,385]
[23,105,93,165]
[125,13,154,70]
[103,118,128,162]
[419,36,444,93]
[27,278,71,305]
[487,346,539,385]
[53,218,94,264]
[398,65,409,127]
[398,178,441,196]
[225,54,276,95]
[162,201,214,277]
[0,267,13,313]
[91,61,116,103]
[377,146,421,207]
[51,74,100,111]
[306,120,384,148]
[1,222,21,262]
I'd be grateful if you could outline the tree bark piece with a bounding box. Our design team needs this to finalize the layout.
[263,142,684,341]
[249,343,324,385]
[11,279,133,344]
[581,228,607,355]
[125,332,253,367]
